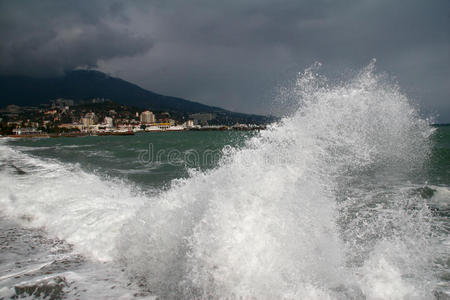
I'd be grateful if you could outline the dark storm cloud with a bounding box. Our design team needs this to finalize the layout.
[1,0,449,121]
[0,0,153,76]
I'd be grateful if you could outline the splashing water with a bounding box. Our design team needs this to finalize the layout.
[0,62,443,299]
[118,61,438,299]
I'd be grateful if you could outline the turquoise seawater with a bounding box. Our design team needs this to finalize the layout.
[3,131,252,189]
[429,126,450,186]
[3,127,449,189]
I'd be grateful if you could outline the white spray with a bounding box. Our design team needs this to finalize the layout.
[118,61,436,299]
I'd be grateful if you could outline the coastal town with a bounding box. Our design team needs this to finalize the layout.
[0,98,268,137]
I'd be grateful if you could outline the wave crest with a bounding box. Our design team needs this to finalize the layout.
[118,62,436,299]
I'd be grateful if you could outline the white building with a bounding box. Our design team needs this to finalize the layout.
[140,110,155,124]
[81,112,97,127]
[12,128,41,135]
[104,117,113,127]
[189,113,214,125]
[184,120,194,128]
[81,117,94,127]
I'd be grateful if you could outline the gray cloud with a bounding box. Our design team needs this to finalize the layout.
[1,0,449,121]
[0,0,153,76]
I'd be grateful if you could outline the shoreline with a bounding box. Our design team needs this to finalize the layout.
[0,131,135,138]
[1,127,265,138]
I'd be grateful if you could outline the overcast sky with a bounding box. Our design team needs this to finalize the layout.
[1,0,449,121]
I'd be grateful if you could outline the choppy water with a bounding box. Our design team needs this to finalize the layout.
[0,62,449,299]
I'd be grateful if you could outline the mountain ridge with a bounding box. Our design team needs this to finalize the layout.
[0,70,233,114]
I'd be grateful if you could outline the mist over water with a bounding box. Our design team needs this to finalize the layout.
[0,62,448,299]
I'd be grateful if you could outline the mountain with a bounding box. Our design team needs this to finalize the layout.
[0,70,229,113]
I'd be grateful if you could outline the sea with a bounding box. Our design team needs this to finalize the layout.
[0,63,449,299]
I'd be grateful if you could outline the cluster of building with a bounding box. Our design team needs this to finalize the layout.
[71,110,259,133]
[70,110,193,133]
[0,99,267,136]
